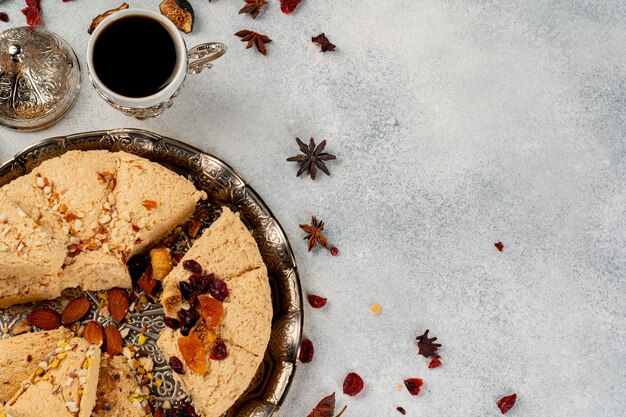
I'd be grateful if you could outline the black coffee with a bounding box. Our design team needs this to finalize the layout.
[93,16,177,98]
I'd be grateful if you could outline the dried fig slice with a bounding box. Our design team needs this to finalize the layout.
[88,3,129,34]
[160,0,194,33]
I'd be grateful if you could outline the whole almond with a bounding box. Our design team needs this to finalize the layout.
[104,324,123,355]
[27,308,61,330]
[108,288,129,323]
[61,297,91,325]
[83,321,104,345]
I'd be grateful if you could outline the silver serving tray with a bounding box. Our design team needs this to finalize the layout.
[0,128,303,417]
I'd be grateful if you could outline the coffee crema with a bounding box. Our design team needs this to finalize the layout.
[92,16,177,98]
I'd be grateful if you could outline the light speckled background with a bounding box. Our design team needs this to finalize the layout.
[0,1,624,416]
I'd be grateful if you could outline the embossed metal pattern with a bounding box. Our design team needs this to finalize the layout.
[0,27,81,130]
[0,129,303,417]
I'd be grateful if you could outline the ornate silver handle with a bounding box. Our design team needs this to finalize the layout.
[187,42,227,75]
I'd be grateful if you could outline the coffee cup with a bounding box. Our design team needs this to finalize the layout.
[87,8,226,119]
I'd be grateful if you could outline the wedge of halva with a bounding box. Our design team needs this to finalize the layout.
[0,189,65,307]
[0,328,72,404]
[2,337,101,417]
[93,354,147,417]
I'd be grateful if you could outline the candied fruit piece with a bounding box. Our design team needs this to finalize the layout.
[198,295,224,328]
[177,333,206,374]
[343,372,364,396]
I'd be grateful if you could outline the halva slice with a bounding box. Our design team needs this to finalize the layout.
[0,328,72,404]
[0,189,65,307]
[93,354,147,417]
[161,207,265,317]
[3,337,101,417]
[158,329,262,417]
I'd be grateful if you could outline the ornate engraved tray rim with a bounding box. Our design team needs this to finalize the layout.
[0,128,303,417]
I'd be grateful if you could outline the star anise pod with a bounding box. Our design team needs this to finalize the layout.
[300,216,329,252]
[415,329,441,358]
[235,30,272,55]
[312,33,336,52]
[239,0,266,19]
[287,137,336,180]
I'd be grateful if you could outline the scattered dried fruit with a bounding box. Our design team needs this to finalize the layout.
[160,0,194,33]
[396,406,406,415]
[209,338,228,360]
[137,267,159,295]
[208,278,229,302]
[150,247,173,280]
[27,308,61,330]
[239,0,266,19]
[88,3,129,34]
[169,356,185,374]
[300,216,329,251]
[495,241,504,252]
[428,357,442,369]
[179,281,194,301]
[287,138,336,180]
[183,259,203,274]
[141,199,158,210]
[178,333,206,374]
[306,392,347,417]
[108,288,130,322]
[83,321,105,345]
[21,0,41,26]
[307,294,327,308]
[104,325,123,355]
[343,372,364,396]
[61,297,90,325]
[190,274,213,294]
[0,12,9,23]
[299,338,314,363]
[330,246,339,256]
[280,0,302,14]
[198,295,224,328]
[312,33,336,52]
[163,316,182,330]
[404,378,423,396]
[497,393,517,414]
[415,329,441,358]
[370,304,382,315]
[178,308,201,329]
[235,30,272,55]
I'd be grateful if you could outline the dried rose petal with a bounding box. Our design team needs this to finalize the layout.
[396,407,406,415]
[307,294,327,308]
[495,241,504,252]
[280,0,302,14]
[497,394,517,414]
[428,357,442,369]
[209,338,228,360]
[299,338,314,363]
[343,372,364,396]
[21,0,41,26]
[404,378,423,396]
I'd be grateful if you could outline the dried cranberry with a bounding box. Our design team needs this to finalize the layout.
[21,0,40,26]
[178,308,200,327]
[183,259,202,274]
[279,0,302,14]
[179,281,194,301]
[307,294,327,308]
[299,338,314,363]
[0,13,8,23]
[330,246,339,256]
[188,293,199,308]
[404,378,423,396]
[169,356,185,374]
[190,274,213,294]
[497,394,517,414]
[163,316,181,330]
[396,407,406,415]
[165,409,184,417]
[209,279,229,302]
[180,323,193,336]
[428,358,442,369]
[494,241,504,252]
[179,403,200,417]
[343,372,364,396]
[209,338,228,360]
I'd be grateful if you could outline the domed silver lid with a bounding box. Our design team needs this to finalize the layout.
[0,27,80,131]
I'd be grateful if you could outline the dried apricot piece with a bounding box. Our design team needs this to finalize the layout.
[177,333,206,374]
[198,295,224,328]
